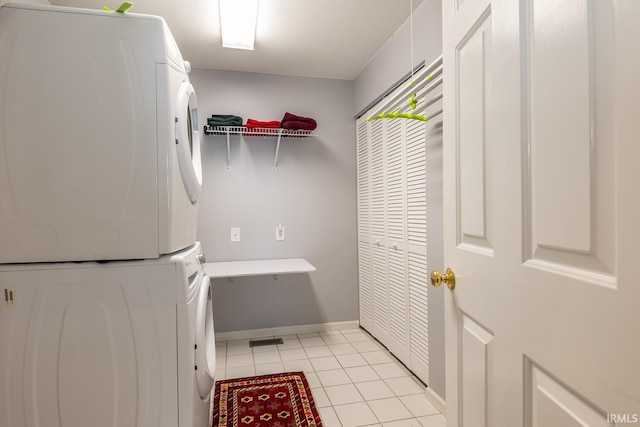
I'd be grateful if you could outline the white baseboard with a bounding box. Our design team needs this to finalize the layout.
[215,320,361,342]
[425,387,446,416]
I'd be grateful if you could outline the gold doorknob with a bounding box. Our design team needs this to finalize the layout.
[430,268,456,290]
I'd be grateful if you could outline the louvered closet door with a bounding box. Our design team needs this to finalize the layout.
[381,88,431,374]
[356,121,374,331]
[356,65,435,387]
[405,89,437,383]
[384,118,409,362]
[368,120,390,341]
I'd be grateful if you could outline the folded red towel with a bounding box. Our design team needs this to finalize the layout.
[281,112,317,131]
[281,112,317,126]
[282,121,317,131]
[246,119,281,128]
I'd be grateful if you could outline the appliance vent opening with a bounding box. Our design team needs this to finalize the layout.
[249,338,284,347]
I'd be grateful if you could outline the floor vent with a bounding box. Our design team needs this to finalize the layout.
[249,338,284,347]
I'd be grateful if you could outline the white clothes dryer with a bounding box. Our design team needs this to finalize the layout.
[0,3,202,263]
[0,242,216,427]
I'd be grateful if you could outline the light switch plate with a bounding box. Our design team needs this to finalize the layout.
[230,228,240,242]
[276,223,285,241]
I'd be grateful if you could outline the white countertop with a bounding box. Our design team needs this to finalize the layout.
[204,258,315,278]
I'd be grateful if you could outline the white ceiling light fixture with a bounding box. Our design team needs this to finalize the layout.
[219,0,259,50]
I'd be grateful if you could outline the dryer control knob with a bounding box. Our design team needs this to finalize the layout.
[197,253,206,264]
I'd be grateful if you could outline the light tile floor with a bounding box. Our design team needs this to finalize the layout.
[213,327,446,427]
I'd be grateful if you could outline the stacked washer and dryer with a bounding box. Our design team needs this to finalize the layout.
[0,3,216,427]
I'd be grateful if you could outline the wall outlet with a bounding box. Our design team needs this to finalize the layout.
[230,228,240,242]
[276,223,285,241]
[4,288,15,307]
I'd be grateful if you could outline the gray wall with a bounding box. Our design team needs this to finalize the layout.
[354,0,443,116]
[425,121,445,400]
[191,0,445,400]
[353,0,446,400]
[190,69,358,333]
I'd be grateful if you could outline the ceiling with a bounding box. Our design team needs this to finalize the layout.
[48,0,424,80]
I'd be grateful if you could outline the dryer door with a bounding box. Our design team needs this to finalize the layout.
[175,82,203,204]
[194,274,215,399]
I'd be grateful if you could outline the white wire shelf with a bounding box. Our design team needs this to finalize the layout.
[203,125,318,170]
[204,125,317,138]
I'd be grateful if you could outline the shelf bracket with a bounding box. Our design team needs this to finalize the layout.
[272,129,284,171]
[225,129,231,170]
[204,125,316,171]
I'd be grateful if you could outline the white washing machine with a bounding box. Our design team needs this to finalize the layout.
[0,242,216,427]
[0,3,202,263]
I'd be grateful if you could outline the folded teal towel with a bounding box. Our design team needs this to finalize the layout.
[208,114,243,127]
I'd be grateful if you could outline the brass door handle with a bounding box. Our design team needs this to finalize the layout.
[430,268,456,290]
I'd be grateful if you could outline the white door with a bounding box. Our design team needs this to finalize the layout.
[442,1,640,426]
[175,81,203,204]
[195,275,216,399]
[356,72,436,382]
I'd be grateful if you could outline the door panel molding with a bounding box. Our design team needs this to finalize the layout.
[524,358,609,427]
[521,0,616,288]
[460,313,494,427]
[455,12,494,256]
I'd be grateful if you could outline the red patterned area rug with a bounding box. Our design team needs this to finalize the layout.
[212,372,323,427]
